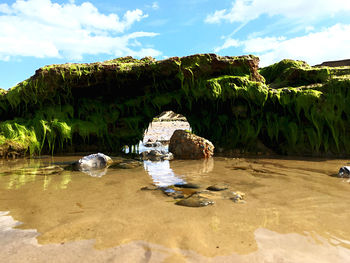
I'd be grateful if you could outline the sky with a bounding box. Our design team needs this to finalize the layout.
[1,0,350,90]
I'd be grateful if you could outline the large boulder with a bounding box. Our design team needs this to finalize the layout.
[169,130,214,159]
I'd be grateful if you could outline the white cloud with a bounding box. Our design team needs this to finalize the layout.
[205,0,350,24]
[214,38,240,52]
[215,24,350,66]
[0,0,161,61]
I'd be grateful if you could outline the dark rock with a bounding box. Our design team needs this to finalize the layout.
[173,183,201,189]
[169,130,214,159]
[207,183,229,191]
[175,194,215,207]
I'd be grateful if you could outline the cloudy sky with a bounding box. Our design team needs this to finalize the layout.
[1,0,350,89]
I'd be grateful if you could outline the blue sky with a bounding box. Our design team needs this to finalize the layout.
[1,0,350,90]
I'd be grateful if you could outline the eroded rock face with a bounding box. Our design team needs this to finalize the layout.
[169,130,214,159]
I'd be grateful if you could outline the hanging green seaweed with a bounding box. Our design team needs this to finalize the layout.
[1,54,350,157]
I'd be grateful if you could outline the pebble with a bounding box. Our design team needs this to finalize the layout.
[230,191,246,203]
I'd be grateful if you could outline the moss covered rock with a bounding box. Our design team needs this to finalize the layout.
[0,54,350,157]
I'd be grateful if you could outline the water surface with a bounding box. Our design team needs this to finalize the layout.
[0,156,349,262]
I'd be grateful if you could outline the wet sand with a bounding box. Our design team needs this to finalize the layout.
[0,156,350,262]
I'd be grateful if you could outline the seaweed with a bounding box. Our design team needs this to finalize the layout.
[1,54,350,157]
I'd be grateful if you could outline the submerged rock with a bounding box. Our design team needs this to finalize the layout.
[163,188,185,199]
[338,166,350,178]
[175,194,215,207]
[4,165,64,176]
[173,183,201,189]
[207,183,229,191]
[109,159,142,169]
[169,130,214,159]
[141,150,174,161]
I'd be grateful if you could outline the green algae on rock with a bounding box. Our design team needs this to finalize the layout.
[0,54,350,157]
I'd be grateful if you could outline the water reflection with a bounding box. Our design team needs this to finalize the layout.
[79,168,108,178]
[0,156,350,261]
[123,140,168,154]
[143,160,185,187]
[170,158,214,178]
[0,159,74,190]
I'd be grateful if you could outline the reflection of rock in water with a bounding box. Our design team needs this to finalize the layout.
[81,168,108,178]
[143,160,185,187]
[170,158,214,179]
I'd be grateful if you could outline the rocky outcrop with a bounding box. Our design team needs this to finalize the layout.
[1,53,350,157]
[169,130,214,159]
[315,59,350,67]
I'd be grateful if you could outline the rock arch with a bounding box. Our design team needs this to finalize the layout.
[0,54,350,157]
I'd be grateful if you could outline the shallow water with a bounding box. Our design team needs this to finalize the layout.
[0,156,350,262]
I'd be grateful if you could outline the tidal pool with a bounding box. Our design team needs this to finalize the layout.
[0,156,350,262]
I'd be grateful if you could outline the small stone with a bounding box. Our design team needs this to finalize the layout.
[175,194,215,207]
[230,191,246,203]
[207,183,229,191]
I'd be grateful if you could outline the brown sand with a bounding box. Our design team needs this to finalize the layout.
[0,156,350,262]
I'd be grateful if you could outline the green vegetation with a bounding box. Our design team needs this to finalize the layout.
[259,59,330,88]
[0,54,350,157]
